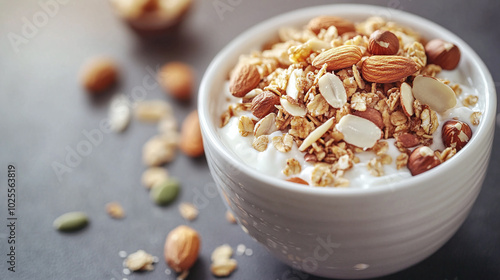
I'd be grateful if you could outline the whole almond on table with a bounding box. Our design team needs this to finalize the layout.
[307,15,355,35]
[312,45,363,71]
[442,120,472,151]
[158,62,194,101]
[251,91,280,118]
[425,39,461,70]
[80,57,118,93]
[407,146,441,176]
[164,225,201,273]
[368,30,399,55]
[361,55,418,83]
[180,110,204,157]
[229,64,261,97]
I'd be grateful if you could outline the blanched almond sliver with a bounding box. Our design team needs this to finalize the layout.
[400,82,414,117]
[280,98,306,117]
[254,113,277,137]
[285,69,303,100]
[299,117,334,151]
[318,73,347,109]
[412,75,457,113]
[109,94,131,132]
[336,114,382,148]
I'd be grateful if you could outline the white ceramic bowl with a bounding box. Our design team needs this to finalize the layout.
[198,4,496,279]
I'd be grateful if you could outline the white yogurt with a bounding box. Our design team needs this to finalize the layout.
[218,79,480,188]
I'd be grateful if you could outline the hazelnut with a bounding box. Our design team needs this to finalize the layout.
[158,62,194,101]
[407,146,441,176]
[368,30,399,55]
[251,91,280,119]
[79,57,118,93]
[425,39,461,70]
[442,120,472,151]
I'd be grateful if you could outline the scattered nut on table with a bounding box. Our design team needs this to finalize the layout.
[164,225,201,273]
[179,110,204,157]
[178,202,199,221]
[79,56,118,93]
[125,250,155,271]
[158,62,195,101]
[210,244,238,277]
[106,202,125,219]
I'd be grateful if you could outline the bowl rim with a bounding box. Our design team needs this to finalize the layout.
[198,4,497,197]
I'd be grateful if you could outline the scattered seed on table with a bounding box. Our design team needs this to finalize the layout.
[53,211,89,232]
[150,178,180,206]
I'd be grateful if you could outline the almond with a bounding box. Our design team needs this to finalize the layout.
[352,107,384,129]
[307,15,355,35]
[368,30,399,55]
[361,56,418,83]
[251,91,280,118]
[442,120,472,151]
[286,177,309,185]
[395,132,419,148]
[336,114,382,149]
[158,62,194,100]
[400,82,414,116]
[412,75,457,113]
[229,64,261,97]
[285,69,303,100]
[253,112,277,137]
[164,225,200,273]
[312,45,363,71]
[179,110,204,157]
[407,146,441,176]
[425,39,461,70]
[280,98,306,117]
[80,56,118,93]
[318,72,347,108]
[299,117,334,151]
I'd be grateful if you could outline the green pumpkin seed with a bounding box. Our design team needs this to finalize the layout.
[53,211,89,232]
[150,178,180,206]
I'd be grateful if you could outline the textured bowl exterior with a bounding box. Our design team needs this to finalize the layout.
[199,5,496,279]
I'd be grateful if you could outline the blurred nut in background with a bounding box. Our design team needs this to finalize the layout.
[158,62,194,101]
[109,0,193,35]
[180,110,204,157]
[79,57,118,93]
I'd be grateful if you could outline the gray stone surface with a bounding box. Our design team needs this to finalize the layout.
[0,0,499,279]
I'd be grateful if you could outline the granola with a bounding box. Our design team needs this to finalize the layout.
[219,16,481,187]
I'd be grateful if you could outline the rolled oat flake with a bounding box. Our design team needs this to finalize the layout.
[53,211,89,232]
